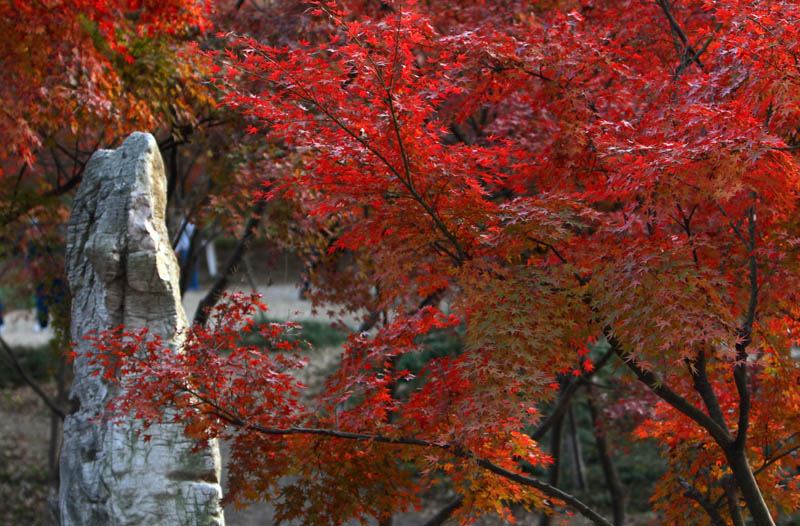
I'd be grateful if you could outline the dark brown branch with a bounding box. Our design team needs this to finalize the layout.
[607,331,733,446]
[421,496,463,526]
[687,349,729,432]
[472,456,612,526]
[674,24,722,79]
[197,402,613,526]
[734,201,758,451]
[234,425,614,525]
[527,236,590,286]
[530,346,614,441]
[657,0,690,45]
[193,199,267,326]
[657,0,705,70]
[676,477,726,526]
[755,442,800,475]
[0,335,65,420]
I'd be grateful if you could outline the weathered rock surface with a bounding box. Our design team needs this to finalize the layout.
[60,132,224,526]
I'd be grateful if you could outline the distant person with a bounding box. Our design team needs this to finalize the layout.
[27,219,67,332]
[175,221,200,291]
[34,278,65,332]
[0,297,5,334]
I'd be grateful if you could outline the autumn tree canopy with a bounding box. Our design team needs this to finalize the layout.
[74,0,800,525]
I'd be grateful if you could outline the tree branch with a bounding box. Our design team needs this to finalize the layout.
[421,496,463,526]
[674,24,722,79]
[0,335,65,420]
[530,345,614,441]
[734,201,758,451]
[755,443,800,475]
[607,331,733,446]
[196,403,613,526]
[676,477,727,526]
[193,199,266,326]
[687,349,730,432]
[657,0,705,71]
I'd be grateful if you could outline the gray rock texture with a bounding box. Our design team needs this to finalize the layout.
[60,132,224,526]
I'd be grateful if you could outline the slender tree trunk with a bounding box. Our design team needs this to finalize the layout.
[242,252,260,292]
[193,199,266,326]
[539,409,566,526]
[724,447,775,526]
[165,138,179,204]
[586,388,625,526]
[47,351,68,523]
[566,403,587,491]
[179,225,201,296]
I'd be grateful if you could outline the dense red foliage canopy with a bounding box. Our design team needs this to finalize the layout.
[0,0,212,164]
[85,1,800,525]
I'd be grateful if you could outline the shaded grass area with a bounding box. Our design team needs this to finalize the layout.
[0,344,59,389]
[240,317,351,350]
[0,284,35,312]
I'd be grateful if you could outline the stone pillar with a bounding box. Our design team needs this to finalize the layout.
[60,132,225,526]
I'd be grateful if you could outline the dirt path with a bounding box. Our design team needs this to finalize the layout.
[182,284,365,327]
[0,283,363,349]
[1,309,56,348]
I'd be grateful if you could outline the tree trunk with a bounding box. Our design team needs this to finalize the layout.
[586,388,625,526]
[539,409,566,526]
[48,352,68,480]
[724,447,775,526]
[193,199,266,326]
[567,403,587,491]
[179,225,201,296]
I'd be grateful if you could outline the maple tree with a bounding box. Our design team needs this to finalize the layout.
[0,0,219,312]
[0,0,211,164]
[85,0,800,524]
[0,0,289,338]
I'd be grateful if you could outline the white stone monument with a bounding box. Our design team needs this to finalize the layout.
[60,132,225,525]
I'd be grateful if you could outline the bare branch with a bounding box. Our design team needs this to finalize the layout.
[193,198,267,326]
[0,335,65,420]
